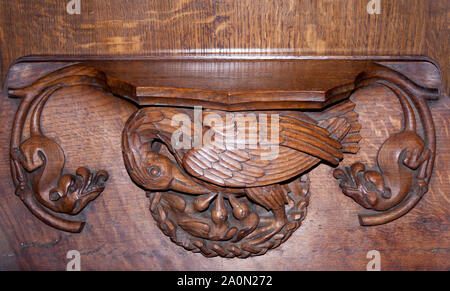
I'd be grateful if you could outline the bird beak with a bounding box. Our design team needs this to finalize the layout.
[170,177,209,195]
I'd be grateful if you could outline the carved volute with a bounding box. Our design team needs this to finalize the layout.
[5,56,443,257]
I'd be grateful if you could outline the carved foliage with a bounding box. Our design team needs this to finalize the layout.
[333,67,439,226]
[9,66,110,232]
[148,177,310,258]
[6,60,441,256]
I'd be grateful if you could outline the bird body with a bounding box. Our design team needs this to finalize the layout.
[123,101,360,197]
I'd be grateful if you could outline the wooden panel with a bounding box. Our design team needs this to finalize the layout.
[0,58,448,270]
[0,0,448,93]
[6,57,441,110]
[0,0,448,270]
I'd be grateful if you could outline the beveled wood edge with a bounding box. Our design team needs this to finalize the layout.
[3,55,445,111]
[3,56,444,240]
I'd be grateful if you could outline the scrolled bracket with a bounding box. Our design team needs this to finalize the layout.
[9,65,111,233]
[5,57,444,257]
[333,67,440,226]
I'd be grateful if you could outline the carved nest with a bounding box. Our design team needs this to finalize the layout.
[148,175,310,258]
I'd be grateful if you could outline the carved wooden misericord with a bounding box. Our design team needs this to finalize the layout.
[5,56,444,257]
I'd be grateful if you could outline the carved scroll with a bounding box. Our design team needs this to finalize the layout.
[333,67,439,226]
[9,66,110,232]
[5,58,442,258]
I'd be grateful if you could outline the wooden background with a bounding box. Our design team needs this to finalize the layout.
[0,0,448,270]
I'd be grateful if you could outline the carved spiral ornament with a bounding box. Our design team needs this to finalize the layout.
[6,58,442,258]
[9,66,111,232]
[333,68,438,226]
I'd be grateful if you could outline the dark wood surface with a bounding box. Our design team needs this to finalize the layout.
[0,0,448,94]
[0,0,448,270]
[0,59,448,270]
[7,57,443,110]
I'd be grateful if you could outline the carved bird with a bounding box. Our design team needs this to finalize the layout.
[122,100,361,242]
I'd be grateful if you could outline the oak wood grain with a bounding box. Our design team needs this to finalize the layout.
[0,74,448,270]
[0,0,448,93]
[0,0,448,270]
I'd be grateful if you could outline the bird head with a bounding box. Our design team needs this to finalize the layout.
[135,151,174,191]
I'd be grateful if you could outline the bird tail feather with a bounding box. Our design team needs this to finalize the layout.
[316,100,362,154]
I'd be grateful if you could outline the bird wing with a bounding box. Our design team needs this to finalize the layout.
[183,111,347,188]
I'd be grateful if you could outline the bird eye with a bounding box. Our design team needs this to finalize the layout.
[147,166,161,178]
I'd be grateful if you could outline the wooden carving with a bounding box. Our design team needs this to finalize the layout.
[5,57,442,257]
[121,102,360,257]
[9,66,110,232]
[333,68,439,226]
